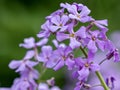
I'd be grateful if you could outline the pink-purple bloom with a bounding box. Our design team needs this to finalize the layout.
[57,26,86,49]
[2,2,120,90]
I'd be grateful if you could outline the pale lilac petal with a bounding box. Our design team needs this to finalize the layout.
[69,38,81,49]
[19,37,35,49]
[95,19,108,26]
[64,46,72,56]
[75,26,86,38]
[72,71,79,79]
[60,3,71,9]
[69,14,78,20]
[51,15,60,25]
[65,58,75,70]
[74,81,83,90]
[104,40,114,50]
[75,57,84,66]
[36,38,48,46]
[37,30,50,38]
[50,86,61,90]
[74,85,81,90]
[46,9,64,19]
[21,81,30,89]
[16,64,26,72]
[30,69,39,79]
[73,3,84,10]
[61,15,69,25]
[46,77,55,86]
[46,55,59,68]
[90,30,100,37]
[59,26,68,32]
[24,50,35,59]
[56,32,69,42]
[26,61,38,67]
[67,23,74,34]
[67,4,78,14]
[36,55,45,62]
[41,21,50,30]
[38,83,49,90]
[78,67,89,80]
[41,46,52,57]
[90,63,100,71]
[114,49,120,62]
[50,26,60,32]
[87,50,94,61]
[79,16,91,23]
[59,43,66,48]
[87,40,97,53]
[52,39,59,48]
[96,40,105,51]
[9,60,21,69]
[53,60,64,71]
[80,6,90,17]
[95,23,107,29]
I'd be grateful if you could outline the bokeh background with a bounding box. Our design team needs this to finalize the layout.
[0,0,120,89]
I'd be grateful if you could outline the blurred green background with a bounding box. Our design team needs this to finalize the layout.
[0,0,120,88]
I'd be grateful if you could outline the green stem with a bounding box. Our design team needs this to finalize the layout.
[99,58,107,65]
[80,46,88,58]
[95,71,110,90]
[80,46,109,90]
[37,64,47,83]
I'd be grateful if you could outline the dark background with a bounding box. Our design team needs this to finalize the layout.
[0,0,120,88]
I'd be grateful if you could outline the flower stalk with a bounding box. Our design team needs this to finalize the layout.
[80,47,109,90]
[96,71,110,90]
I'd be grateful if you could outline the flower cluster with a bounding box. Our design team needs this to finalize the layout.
[1,2,120,90]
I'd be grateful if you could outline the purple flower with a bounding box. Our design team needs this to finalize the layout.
[52,39,66,48]
[11,78,37,90]
[50,15,69,32]
[46,77,55,86]
[75,51,100,80]
[88,51,120,90]
[50,86,61,90]
[106,49,120,62]
[60,3,83,16]
[46,9,64,20]
[38,83,61,90]
[57,26,86,49]
[106,76,115,90]
[92,19,108,31]
[37,45,53,65]
[46,46,75,71]
[37,21,52,38]
[69,6,91,23]
[87,30,106,53]
[9,50,38,72]
[19,37,48,49]
[20,68,39,80]
[61,3,91,23]
[38,83,49,90]
[74,81,84,90]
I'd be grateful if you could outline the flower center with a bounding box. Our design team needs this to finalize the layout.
[69,33,75,37]
[62,56,66,60]
[85,63,89,67]
[92,36,96,41]
[59,23,63,27]
[77,14,80,18]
